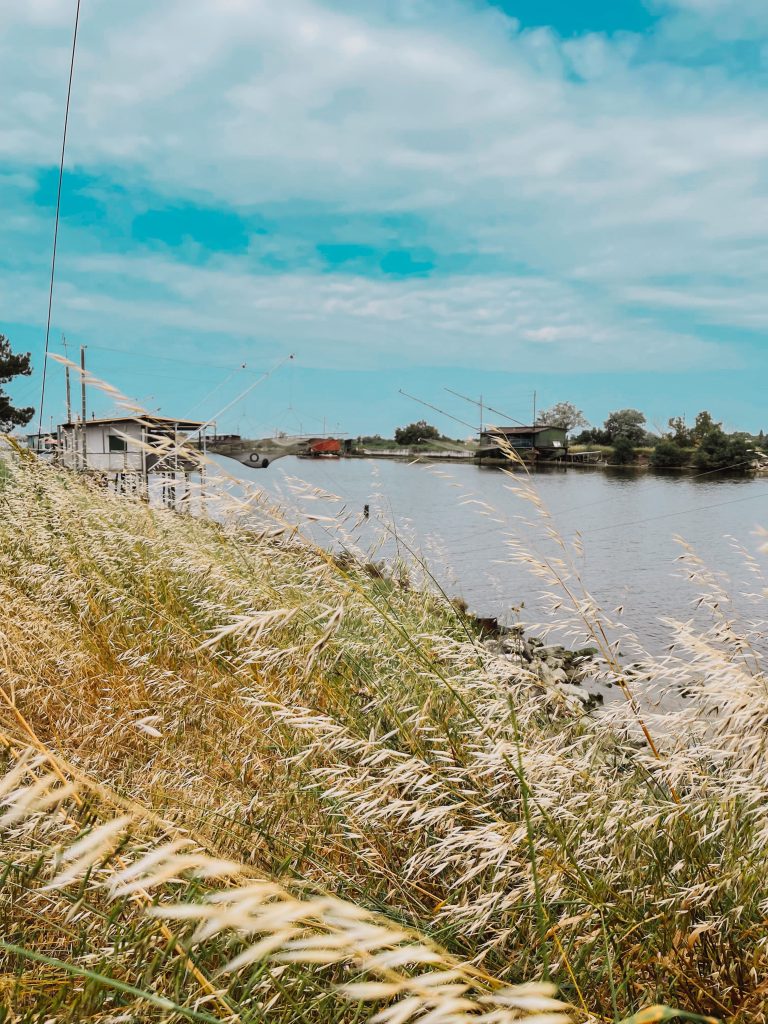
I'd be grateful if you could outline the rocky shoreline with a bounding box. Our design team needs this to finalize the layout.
[479,624,604,711]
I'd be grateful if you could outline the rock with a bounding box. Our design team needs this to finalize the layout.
[559,683,590,702]
[573,647,599,660]
[541,645,567,661]
[482,639,506,655]
[502,636,525,656]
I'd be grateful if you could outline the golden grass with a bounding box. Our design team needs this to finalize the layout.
[0,439,765,1022]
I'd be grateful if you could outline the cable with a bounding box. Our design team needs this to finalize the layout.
[37,0,82,438]
[577,486,768,536]
[83,341,267,374]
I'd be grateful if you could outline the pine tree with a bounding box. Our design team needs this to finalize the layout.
[0,334,34,431]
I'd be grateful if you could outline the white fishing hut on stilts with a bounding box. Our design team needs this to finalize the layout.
[56,414,207,505]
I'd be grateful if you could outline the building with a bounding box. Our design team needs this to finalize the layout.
[57,415,205,475]
[477,425,568,463]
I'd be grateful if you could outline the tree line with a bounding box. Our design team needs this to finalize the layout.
[391,401,760,472]
[563,405,756,471]
[0,330,760,475]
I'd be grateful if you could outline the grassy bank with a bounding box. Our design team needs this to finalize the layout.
[0,444,766,1022]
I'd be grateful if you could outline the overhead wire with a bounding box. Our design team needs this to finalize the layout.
[37,0,82,438]
[82,341,268,375]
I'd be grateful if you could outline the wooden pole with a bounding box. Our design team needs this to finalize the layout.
[80,345,87,470]
[62,334,72,425]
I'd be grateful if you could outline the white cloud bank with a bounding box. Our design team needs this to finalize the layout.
[1,0,768,372]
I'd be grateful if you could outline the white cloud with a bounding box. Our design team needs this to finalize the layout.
[1,237,730,374]
[1,0,768,372]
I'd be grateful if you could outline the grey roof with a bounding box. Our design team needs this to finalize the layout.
[60,414,204,430]
[481,425,566,436]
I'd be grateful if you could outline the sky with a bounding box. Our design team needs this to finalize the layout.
[2,0,768,437]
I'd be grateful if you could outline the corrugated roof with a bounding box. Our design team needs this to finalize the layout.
[481,425,565,436]
[60,414,204,429]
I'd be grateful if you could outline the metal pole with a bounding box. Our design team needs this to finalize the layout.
[80,345,87,470]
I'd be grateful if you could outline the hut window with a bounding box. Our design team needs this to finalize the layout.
[108,434,127,452]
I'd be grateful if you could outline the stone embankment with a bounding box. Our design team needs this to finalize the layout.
[481,627,603,710]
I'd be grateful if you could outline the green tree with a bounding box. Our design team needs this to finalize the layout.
[650,438,689,468]
[0,334,33,432]
[572,427,609,445]
[692,427,751,472]
[604,409,647,445]
[537,401,589,432]
[691,410,721,444]
[667,416,692,445]
[611,435,636,465]
[394,420,441,446]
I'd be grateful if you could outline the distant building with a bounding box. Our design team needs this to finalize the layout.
[24,432,59,455]
[57,415,205,474]
[477,425,568,463]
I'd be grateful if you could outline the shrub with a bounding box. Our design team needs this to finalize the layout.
[611,434,636,464]
[692,428,752,472]
[394,420,441,446]
[650,438,690,468]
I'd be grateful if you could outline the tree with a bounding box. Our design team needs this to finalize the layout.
[0,334,33,431]
[537,401,589,432]
[650,438,689,468]
[667,416,692,445]
[691,426,751,472]
[691,410,721,445]
[604,409,647,445]
[571,426,609,446]
[394,420,441,446]
[611,434,636,465]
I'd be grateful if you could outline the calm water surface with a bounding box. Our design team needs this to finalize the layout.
[212,456,768,651]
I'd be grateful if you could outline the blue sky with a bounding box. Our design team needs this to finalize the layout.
[2,0,768,436]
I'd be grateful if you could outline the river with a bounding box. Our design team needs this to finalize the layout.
[208,456,768,653]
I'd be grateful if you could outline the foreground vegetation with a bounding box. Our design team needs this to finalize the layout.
[0,443,766,1022]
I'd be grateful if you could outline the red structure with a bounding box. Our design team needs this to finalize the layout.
[300,437,341,458]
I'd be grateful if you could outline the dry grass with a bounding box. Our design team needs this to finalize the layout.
[0,438,766,1022]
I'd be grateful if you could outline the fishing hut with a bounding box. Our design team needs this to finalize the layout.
[56,414,207,503]
[477,425,568,464]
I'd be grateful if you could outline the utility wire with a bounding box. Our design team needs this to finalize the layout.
[37,0,82,438]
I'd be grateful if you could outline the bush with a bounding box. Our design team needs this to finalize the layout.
[611,434,636,464]
[650,438,690,468]
[394,420,441,446]
[692,428,752,472]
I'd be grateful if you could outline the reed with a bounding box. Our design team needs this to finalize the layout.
[0,438,765,1022]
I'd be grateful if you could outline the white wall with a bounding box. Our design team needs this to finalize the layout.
[59,422,144,472]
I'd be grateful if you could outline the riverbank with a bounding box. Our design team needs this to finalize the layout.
[1,445,767,1021]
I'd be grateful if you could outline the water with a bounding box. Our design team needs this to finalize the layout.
[210,456,768,651]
